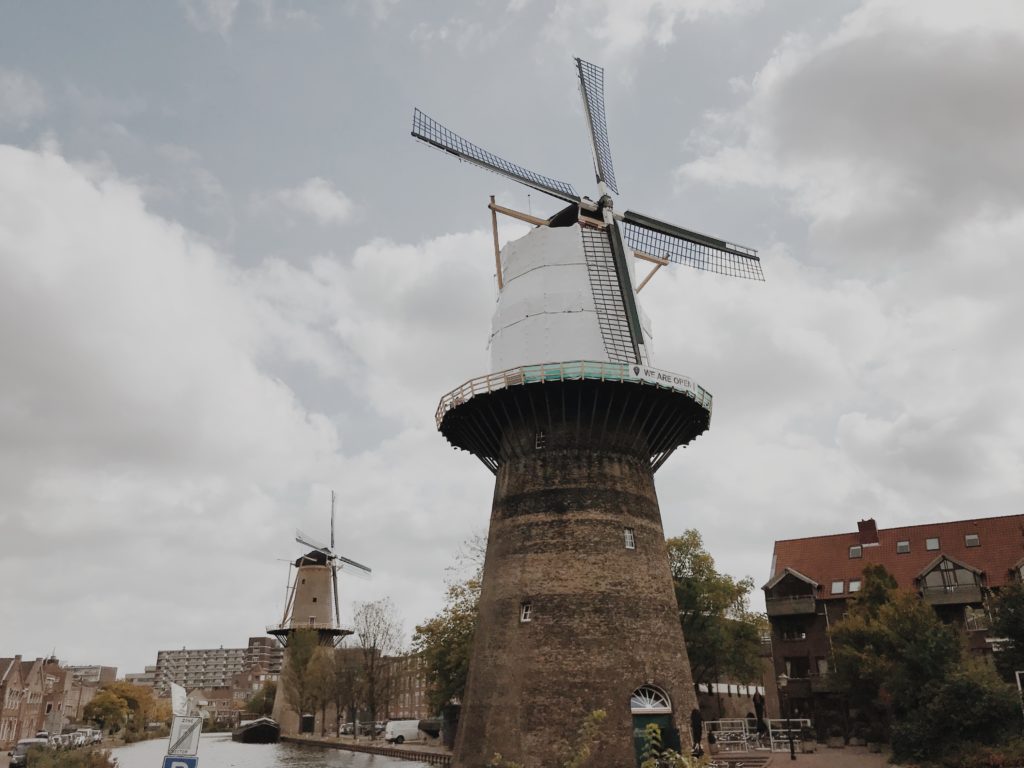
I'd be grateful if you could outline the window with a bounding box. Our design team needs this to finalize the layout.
[312,597,317,603]
[831,580,845,595]
[849,545,862,559]
[535,430,546,450]
[965,605,990,631]
[520,602,532,622]
[816,657,829,675]
[624,528,636,550]
[630,685,672,714]
[965,534,980,548]
[926,537,940,551]
[923,558,979,593]
[897,540,910,554]
[849,579,862,593]
[308,617,316,626]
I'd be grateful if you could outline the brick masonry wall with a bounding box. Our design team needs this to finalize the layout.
[453,411,699,768]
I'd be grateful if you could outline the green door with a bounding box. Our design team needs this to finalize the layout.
[632,714,682,766]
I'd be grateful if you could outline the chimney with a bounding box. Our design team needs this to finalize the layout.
[858,518,879,545]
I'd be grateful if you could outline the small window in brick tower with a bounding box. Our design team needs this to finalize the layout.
[535,431,546,450]
[624,527,636,550]
[520,602,532,622]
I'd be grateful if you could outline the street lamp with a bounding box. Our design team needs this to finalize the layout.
[777,673,796,761]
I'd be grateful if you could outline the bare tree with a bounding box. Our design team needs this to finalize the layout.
[352,598,403,736]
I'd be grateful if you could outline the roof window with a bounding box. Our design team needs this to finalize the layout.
[965,534,980,548]
[831,580,844,595]
[926,537,940,551]
[896,540,910,554]
[849,545,862,559]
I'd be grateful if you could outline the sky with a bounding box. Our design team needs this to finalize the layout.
[2,0,1024,676]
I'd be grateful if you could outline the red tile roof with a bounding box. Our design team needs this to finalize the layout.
[768,514,1024,598]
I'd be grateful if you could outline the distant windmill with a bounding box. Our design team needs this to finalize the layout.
[269,492,371,736]
[412,58,765,768]
[268,491,371,648]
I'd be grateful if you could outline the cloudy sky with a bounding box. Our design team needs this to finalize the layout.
[2,0,1023,676]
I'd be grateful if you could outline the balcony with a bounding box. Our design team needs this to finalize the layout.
[766,594,817,616]
[921,584,982,606]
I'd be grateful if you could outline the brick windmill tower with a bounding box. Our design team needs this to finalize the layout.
[412,59,764,767]
[269,493,371,734]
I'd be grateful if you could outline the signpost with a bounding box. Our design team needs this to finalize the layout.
[162,712,202,767]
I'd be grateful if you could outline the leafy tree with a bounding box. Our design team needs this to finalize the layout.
[667,530,766,686]
[353,598,403,732]
[332,648,363,734]
[83,690,130,734]
[990,580,1024,682]
[307,648,336,736]
[281,628,320,720]
[831,563,1019,762]
[246,681,277,716]
[413,575,481,713]
[100,682,156,736]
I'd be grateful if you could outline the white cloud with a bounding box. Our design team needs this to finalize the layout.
[180,0,241,34]
[0,69,46,128]
[270,177,355,226]
[543,0,763,57]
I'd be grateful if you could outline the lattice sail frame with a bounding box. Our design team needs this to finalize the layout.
[412,108,580,204]
[575,57,618,194]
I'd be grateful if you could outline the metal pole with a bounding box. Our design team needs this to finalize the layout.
[1015,671,1024,721]
[786,692,795,760]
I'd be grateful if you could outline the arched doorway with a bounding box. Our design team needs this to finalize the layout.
[630,685,681,766]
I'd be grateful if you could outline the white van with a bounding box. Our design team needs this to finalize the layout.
[384,719,423,744]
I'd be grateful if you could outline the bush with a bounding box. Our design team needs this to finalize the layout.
[891,661,1020,764]
[27,748,117,768]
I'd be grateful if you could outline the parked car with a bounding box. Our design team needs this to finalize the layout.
[339,722,354,735]
[384,719,424,745]
[9,738,49,767]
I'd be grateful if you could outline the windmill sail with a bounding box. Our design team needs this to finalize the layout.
[411,109,581,205]
[621,210,764,281]
[575,58,618,195]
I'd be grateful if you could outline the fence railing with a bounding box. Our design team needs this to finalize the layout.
[436,360,712,427]
[705,718,812,754]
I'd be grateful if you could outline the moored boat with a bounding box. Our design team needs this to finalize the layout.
[231,716,280,744]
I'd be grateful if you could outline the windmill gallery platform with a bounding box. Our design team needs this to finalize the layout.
[413,56,763,767]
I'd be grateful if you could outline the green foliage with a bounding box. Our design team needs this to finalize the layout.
[561,709,607,768]
[413,576,480,713]
[414,535,484,713]
[83,689,130,733]
[890,661,1020,764]
[832,565,1021,763]
[639,722,706,768]
[26,748,117,768]
[281,628,320,716]
[246,681,277,715]
[667,530,766,685]
[990,581,1024,682]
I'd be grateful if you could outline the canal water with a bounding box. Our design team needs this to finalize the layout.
[111,733,430,768]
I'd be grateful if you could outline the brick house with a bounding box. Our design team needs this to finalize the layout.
[763,515,1024,730]
[0,657,25,748]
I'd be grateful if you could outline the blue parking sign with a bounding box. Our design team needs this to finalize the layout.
[162,757,198,768]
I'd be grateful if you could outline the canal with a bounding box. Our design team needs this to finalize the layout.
[111,733,431,768]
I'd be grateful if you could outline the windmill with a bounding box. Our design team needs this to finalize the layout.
[412,58,764,768]
[268,491,371,648]
[412,57,762,369]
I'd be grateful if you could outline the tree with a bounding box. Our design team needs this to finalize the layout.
[281,629,320,720]
[666,530,766,686]
[332,648,363,733]
[246,681,277,716]
[307,648,336,736]
[100,681,157,736]
[414,575,481,713]
[830,564,1018,762]
[413,533,484,714]
[990,580,1024,681]
[353,597,403,732]
[83,690,130,734]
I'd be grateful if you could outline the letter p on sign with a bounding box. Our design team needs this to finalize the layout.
[162,757,198,768]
